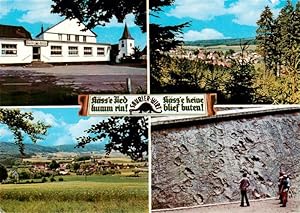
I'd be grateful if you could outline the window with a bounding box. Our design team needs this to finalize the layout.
[121,41,124,47]
[97,47,105,56]
[51,46,62,56]
[83,36,86,42]
[67,34,71,41]
[58,34,62,41]
[84,47,92,56]
[75,35,80,42]
[1,44,17,55]
[68,46,78,56]
[130,43,132,47]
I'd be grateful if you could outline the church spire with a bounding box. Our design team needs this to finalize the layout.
[119,23,134,40]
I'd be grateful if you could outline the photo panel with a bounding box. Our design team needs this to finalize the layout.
[0,107,149,213]
[150,0,300,105]
[0,0,147,106]
[151,106,300,212]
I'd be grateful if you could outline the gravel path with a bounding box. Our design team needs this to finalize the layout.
[152,198,300,213]
[0,65,146,92]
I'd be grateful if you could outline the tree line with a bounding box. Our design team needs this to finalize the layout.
[256,0,300,76]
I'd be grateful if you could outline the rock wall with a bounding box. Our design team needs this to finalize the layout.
[152,112,300,209]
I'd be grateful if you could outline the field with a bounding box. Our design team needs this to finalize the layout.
[0,174,148,213]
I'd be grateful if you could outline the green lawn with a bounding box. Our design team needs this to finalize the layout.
[0,175,148,213]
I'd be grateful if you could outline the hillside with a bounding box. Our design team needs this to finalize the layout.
[0,142,58,157]
[55,143,106,153]
[184,38,256,47]
[0,142,106,157]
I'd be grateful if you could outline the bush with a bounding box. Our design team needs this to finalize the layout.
[41,177,47,183]
[50,176,56,182]
[58,177,63,182]
[44,172,51,177]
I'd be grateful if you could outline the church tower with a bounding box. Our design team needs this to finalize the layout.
[118,23,135,60]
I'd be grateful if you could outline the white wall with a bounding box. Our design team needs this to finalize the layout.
[47,19,95,37]
[118,39,135,59]
[40,41,110,63]
[40,33,96,43]
[36,18,97,43]
[0,39,32,64]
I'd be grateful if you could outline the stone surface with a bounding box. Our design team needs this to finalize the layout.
[152,112,300,209]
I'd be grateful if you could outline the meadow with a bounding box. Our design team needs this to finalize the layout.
[0,174,148,213]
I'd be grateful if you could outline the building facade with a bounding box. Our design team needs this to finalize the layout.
[0,18,114,64]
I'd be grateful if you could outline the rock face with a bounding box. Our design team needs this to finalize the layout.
[152,112,300,209]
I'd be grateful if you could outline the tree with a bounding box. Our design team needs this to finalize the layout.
[76,117,148,161]
[0,164,8,182]
[276,0,294,68]
[290,1,300,72]
[150,23,190,91]
[0,109,50,155]
[51,0,146,32]
[72,162,80,171]
[256,6,276,74]
[49,160,60,170]
[225,42,255,104]
[131,46,143,62]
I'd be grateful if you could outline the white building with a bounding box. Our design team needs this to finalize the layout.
[117,23,135,61]
[0,18,114,64]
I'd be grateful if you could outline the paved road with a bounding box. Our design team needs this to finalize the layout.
[153,199,300,213]
[0,65,146,92]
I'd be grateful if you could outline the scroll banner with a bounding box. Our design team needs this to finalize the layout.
[78,94,217,116]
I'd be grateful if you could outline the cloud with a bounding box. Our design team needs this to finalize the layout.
[0,0,135,27]
[167,0,283,26]
[228,0,281,26]
[53,135,72,146]
[184,29,228,41]
[105,14,136,28]
[168,0,226,20]
[31,110,61,127]
[0,127,13,138]
[68,117,106,139]
[0,0,63,24]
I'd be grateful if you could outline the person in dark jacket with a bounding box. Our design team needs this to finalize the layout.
[278,171,284,204]
[280,174,290,207]
[239,173,250,207]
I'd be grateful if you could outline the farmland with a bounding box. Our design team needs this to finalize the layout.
[0,173,148,213]
[0,153,148,213]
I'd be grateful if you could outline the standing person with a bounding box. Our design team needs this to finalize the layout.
[278,172,284,204]
[280,174,290,207]
[240,173,250,207]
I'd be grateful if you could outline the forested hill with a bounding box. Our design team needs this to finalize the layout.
[0,142,106,157]
[0,142,58,157]
[184,38,256,47]
[55,143,105,153]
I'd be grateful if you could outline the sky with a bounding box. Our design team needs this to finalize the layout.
[0,107,109,147]
[151,0,298,41]
[0,0,146,48]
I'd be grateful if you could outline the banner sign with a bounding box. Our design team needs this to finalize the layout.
[25,40,48,47]
[78,94,216,116]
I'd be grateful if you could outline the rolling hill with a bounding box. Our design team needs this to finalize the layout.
[0,142,106,157]
[184,38,256,47]
[0,142,57,157]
